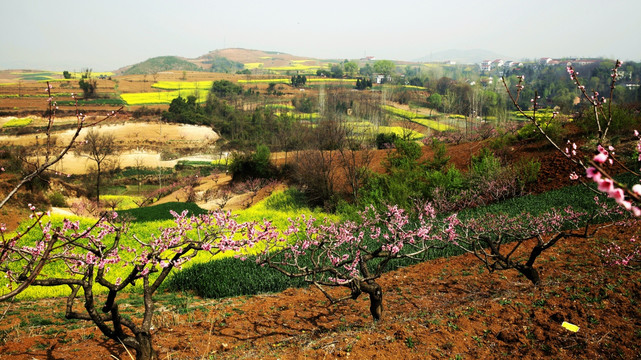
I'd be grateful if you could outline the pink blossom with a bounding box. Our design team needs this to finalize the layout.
[607,187,625,203]
[593,151,608,164]
[632,184,641,196]
[618,200,632,211]
[586,167,601,181]
[597,178,614,193]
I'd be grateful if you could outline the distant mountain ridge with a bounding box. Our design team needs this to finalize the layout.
[116,48,515,74]
[415,49,514,64]
[117,48,320,74]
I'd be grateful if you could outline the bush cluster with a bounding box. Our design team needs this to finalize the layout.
[356,139,540,212]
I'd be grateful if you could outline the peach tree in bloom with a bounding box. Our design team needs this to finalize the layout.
[502,60,640,214]
[439,204,623,285]
[259,204,445,321]
[502,60,641,265]
[0,83,120,301]
[11,209,268,360]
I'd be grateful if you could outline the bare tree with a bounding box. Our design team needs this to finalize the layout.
[75,128,117,203]
[338,135,375,203]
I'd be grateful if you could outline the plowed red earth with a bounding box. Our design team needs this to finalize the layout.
[1,139,639,359]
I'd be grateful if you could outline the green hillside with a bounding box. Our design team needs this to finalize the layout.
[122,56,202,75]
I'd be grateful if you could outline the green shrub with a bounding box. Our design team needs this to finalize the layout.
[517,118,566,144]
[425,166,465,193]
[375,132,398,149]
[425,138,450,171]
[514,158,541,185]
[229,144,275,180]
[48,192,67,207]
[488,133,517,154]
[469,148,503,181]
[575,104,640,138]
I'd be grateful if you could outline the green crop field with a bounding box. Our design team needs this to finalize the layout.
[56,98,125,106]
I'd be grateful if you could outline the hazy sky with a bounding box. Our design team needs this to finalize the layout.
[2,0,640,71]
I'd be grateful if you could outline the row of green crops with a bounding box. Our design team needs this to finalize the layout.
[120,89,208,105]
[2,118,33,128]
[56,98,125,106]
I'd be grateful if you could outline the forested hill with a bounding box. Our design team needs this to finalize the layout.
[120,56,203,75]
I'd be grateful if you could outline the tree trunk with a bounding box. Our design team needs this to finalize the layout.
[96,162,101,204]
[360,281,383,321]
[134,332,157,360]
[517,265,541,286]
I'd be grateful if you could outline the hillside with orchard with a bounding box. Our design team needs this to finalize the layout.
[0,50,640,359]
